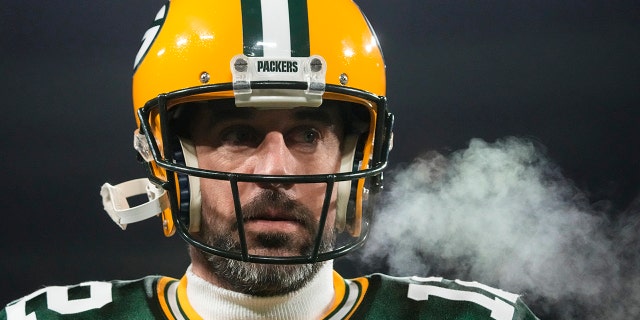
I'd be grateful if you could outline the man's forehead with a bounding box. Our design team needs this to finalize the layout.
[202,99,342,124]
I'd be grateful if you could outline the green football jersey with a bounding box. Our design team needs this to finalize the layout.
[1,273,538,319]
[336,274,539,320]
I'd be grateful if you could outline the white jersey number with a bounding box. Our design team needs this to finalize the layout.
[6,282,112,320]
[408,283,515,320]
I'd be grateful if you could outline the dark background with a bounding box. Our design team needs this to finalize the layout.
[1,0,638,317]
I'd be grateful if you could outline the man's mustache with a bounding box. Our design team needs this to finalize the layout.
[232,190,316,231]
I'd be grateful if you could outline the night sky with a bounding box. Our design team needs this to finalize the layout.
[1,1,639,318]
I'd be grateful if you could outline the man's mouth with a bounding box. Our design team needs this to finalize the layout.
[244,215,303,233]
[237,191,314,237]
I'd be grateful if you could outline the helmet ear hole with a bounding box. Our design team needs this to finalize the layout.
[345,141,367,237]
[174,138,202,233]
[335,100,374,236]
[335,134,358,231]
[173,142,190,228]
[345,179,361,235]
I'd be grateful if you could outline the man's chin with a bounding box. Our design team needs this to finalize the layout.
[199,247,323,296]
[242,231,313,257]
[245,247,310,259]
[246,245,313,259]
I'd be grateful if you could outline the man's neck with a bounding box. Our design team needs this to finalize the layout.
[184,262,335,319]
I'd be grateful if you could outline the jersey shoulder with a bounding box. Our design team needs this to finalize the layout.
[351,273,538,320]
[0,276,175,320]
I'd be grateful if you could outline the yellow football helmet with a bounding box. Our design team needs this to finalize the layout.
[101,0,393,264]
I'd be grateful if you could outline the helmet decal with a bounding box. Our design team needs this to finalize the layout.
[240,0,310,57]
[134,3,168,70]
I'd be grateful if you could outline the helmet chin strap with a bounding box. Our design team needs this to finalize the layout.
[100,178,169,230]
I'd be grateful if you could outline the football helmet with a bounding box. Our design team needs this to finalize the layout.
[101,0,393,264]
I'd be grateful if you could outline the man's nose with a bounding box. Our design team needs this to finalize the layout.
[253,131,294,189]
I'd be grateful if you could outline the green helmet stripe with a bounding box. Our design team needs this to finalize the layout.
[240,0,264,57]
[287,0,310,57]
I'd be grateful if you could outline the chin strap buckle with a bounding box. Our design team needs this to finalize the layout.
[100,178,169,230]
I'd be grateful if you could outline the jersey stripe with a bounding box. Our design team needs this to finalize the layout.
[324,274,368,320]
[158,277,198,320]
[176,275,204,320]
[326,280,360,319]
[166,281,188,320]
[157,277,177,320]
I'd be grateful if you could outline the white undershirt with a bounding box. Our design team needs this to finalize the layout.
[185,263,335,320]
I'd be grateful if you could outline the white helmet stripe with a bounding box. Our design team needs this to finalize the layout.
[260,0,292,57]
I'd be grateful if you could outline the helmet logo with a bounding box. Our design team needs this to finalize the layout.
[133,4,168,70]
[257,60,299,73]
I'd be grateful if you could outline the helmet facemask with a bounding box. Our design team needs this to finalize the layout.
[135,85,392,264]
[102,0,394,264]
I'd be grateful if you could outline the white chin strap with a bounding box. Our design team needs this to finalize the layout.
[99,139,200,232]
[100,178,169,230]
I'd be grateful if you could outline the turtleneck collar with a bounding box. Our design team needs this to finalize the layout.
[184,262,335,320]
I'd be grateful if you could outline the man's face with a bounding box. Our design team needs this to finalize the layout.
[186,101,344,295]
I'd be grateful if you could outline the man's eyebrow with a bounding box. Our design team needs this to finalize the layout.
[208,106,336,126]
[208,107,256,127]
[293,108,335,126]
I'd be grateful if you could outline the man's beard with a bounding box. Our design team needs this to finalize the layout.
[192,189,335,296]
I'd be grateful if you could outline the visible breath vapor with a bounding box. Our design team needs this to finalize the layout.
[361,137,640,319]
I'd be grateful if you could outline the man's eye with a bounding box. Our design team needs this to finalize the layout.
[289,127,321,145]
[302,130,319,143]
[220,126,259,146]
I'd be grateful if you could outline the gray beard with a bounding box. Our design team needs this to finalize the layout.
[199,246,326,296]
[193,190,336,296]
